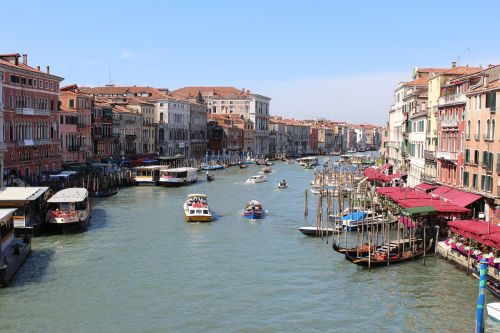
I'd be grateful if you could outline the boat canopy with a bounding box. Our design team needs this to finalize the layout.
[342,211,368,221]
[187,194,207,198]
[0,208,17,225]
[0,187,49,202]
[48,188,88,203]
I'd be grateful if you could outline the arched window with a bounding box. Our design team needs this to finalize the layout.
[159,128,164,141]
[487,119,491,139]
[160,112,164,122]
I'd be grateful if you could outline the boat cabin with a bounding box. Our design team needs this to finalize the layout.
[47,188,90,225]
[297,156,319,166]
[132,165,162,185]
[0,187,49,234]
[0,209,17,254]
[159,167,198,186]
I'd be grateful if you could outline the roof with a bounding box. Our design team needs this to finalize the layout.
[431,186,482,207]
[0,54,64,80]
[48,188,88,203]
[403,76,429,87]
[415,183,437,192]
[0,187,49,202]
[174,87,251,99]
[441,66,482,76]
[80,86,170,101]
[188,194,207,198]
[469,79,500,94]
[0,208,17,223]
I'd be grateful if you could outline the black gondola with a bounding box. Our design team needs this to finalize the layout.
[472,264,500,298]
[207,173,215,181]
[239,163,248,169]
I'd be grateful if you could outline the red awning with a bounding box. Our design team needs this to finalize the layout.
[483,232,500,249]
[431,185,453,196]
[448,220,500,239]
[415,183,437,192]
[399,200,469,214]
[441,189,482,208]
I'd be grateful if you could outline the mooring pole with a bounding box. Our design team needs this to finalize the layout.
[476,258,487,333]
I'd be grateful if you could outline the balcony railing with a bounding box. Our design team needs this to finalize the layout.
[442,121,458,128]
[437,93,466,106]
[483,134,495,142]
[436,150,458,161]
[15,107,50,116]
[424,150,435,161]
[16,139,53,147]
[421,173,437,184]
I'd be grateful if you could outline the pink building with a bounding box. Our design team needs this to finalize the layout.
[0,53,62,180]
[59,84,93,165]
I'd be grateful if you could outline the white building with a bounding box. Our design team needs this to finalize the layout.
[174,87,271,156]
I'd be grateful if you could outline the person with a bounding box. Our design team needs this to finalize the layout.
[283,179,287,186]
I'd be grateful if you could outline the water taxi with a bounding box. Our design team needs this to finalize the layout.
[184,194,212,222]
[246,174,267,184]
[47,188,91,228]
[0,187,50,235]
[158,167,198,187]
[0,208,31,287]
[132,165,162,185]
[243,200,263,219]
[297,156,319,166]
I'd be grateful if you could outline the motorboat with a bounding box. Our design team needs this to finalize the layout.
[158,167,198,187]
[0,208,31,287]
[261,166,272,173]
[246,175,267,184]
[47,188,91,228]
[340,211,382,231]
[184,194,212,222]
[487,303,500,322]
[239,163,249,169]
[201,163,224,170]
[277,180,288,189]
[297,156,319,166]
[206,172,215,181]
[243,200,263,219]
[299,226,335,237]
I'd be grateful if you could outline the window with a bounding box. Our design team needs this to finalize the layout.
[486,91,497,111]
[483,151,488,167]
[474,150,479,165]
[463,171,469,187]
[477,120,481,138]
[472,174,478,189]
[69,99,74,108]
[493,120,496,139]
[465,149,470,163]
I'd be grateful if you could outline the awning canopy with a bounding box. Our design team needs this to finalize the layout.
[431,185,453,196]
[415,183,437,192]
[437,188,482,208]
[404,206,437,217]
[448,220,500,240]
[483,232,500,249]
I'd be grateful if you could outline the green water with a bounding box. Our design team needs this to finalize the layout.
[0,161,496,332]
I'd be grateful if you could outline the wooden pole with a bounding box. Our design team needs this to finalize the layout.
[304,189,308,216]
[423,222,426,266]
[435,226,440,260]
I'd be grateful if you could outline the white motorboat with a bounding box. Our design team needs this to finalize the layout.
[132,165,162,185]
[246,175,267,184]
[47,188,91,228]
[298,226,336,237]
[184,194,212,222]
[487,302,500,322]
[158,167,198,186]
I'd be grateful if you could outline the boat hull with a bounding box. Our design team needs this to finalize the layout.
[159,179,197,187]
[185,215,212,222]
[299,226,334,236]
[244,212,263,219]
[89,188,119,197]
[0,238,31,287]
[487,303,500,322]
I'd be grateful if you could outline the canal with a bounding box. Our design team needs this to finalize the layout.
[0,161,495,332]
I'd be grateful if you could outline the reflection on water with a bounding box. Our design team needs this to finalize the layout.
[0,160,492,332]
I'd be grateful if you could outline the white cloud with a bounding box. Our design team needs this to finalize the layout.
[119,50,135,60]
[251,72,408,125]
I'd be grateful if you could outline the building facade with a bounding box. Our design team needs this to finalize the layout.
[0,53,63,180]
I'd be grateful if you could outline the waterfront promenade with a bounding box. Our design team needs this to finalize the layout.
[0,161,487,332]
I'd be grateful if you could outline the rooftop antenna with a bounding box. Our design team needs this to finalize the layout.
[106,64,114,86]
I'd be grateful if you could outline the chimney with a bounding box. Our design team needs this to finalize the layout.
[451,61,457,68]
[22,54,27,65]
[46,66,50,74]
[36,65,40,71]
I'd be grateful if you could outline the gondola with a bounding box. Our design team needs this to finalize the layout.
[332,242,373,258]
[472,264,500,299]
[239,163,249,169]
[346,240,433,267]
[206,173,215,181]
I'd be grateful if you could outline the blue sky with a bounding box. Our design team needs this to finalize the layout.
[2,0,500,124]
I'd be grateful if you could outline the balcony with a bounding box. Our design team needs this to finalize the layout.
[16,139,53,147]
[421,173,437,184]
[424,150,435,161]
[442,121,458,128]
[436,150,458,161]
[15,107,50,116]
[437,93,466,107]
[484,134,495,142]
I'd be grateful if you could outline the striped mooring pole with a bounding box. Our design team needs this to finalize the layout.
[476,258,488,333]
